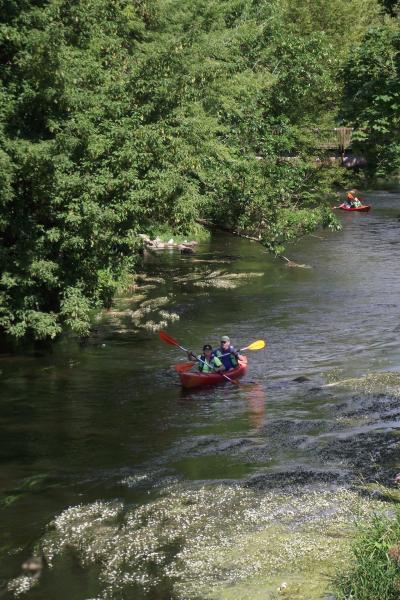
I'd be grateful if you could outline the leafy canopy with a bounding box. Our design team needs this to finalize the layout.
[0,0,385,341]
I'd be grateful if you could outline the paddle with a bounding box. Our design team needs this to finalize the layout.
[179,339,266,369]
[175,339,266,372]
[159,331,238,385]
[227,339,265,354]
[333,203,368,210]
[333,194,366,210]
[159,330,190,353]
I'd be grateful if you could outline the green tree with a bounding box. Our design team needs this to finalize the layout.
[341,24,400,176]
[0,0,386,342]
[0,0,156,339]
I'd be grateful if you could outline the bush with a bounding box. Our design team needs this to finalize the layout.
[334,509,400,600]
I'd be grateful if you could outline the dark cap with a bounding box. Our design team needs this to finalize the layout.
[203,344,212,351]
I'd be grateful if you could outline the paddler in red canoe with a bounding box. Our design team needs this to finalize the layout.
[214,335,242,371]
[346,189,362,208]
[187,344,225,373]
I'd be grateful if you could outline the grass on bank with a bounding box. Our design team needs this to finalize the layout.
[334,505,400,600]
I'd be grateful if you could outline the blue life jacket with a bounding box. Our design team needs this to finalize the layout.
[215,345,238,371]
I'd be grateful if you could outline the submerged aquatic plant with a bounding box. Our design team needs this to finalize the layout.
[7,574,38,596]
[325,372,400,397]
[9,484,391,599]
[192,270,263,290]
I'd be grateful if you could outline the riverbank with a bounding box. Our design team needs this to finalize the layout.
[334,503,400,599]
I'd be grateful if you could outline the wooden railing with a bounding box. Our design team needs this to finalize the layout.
[313,127,353,151]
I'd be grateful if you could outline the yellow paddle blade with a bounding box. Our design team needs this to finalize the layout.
[244,340,265,351]
[247,340,265,350]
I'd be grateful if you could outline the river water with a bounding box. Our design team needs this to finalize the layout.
[1,190,400,599]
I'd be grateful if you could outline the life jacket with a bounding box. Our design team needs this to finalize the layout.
[198,353,220,373]
[215,346,238,371]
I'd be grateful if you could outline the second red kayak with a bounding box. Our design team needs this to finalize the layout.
[337,203,371,212]
[179,356,248,389]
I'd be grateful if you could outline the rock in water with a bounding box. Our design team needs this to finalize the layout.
[178,244,195,254]
[22,557,43,574]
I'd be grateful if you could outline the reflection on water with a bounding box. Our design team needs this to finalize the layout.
[242,383,267,429]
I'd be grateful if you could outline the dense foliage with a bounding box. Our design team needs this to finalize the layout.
[0,0,393,341]
[341,23,400,176]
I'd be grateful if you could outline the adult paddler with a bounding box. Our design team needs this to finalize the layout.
[346,189,362,207]
[214,335,241,371]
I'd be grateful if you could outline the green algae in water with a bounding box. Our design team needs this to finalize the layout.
[9,485,393,600]
[325,372,400,397]
[0,474,48,509]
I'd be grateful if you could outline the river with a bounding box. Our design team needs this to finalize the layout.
[1,189,400,599]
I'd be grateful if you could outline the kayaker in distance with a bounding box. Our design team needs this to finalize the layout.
[187,344,225,373]
[346,189,362,208]
[214,335,242,371]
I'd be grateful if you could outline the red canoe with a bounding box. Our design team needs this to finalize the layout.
[179,356,248,389]
[337,203,371,212]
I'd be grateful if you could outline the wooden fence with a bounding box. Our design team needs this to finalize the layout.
[314,127,353,151]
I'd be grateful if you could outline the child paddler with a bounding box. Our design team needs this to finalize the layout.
[187,344,224,373]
